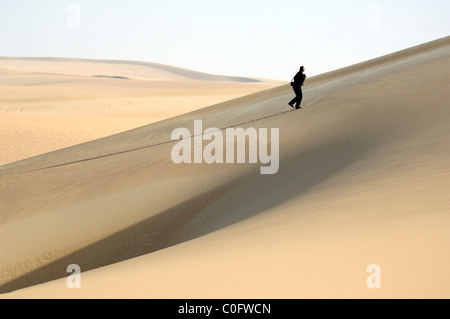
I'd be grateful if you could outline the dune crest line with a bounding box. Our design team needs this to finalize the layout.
[25,109,294,173]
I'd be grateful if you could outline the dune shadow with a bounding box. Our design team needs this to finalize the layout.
[0,126,380,294]
[171,134,382,248]
[226,77,261,83]
[0,185,232,294]
[92,75,129,80]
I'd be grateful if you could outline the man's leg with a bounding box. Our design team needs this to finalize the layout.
[289,96,297,107]
[295,88,303,109]
[289,87,298,107]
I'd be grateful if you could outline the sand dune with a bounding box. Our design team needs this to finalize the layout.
[0,58,280,165]
[0,57,262,82]
[1,36,450,298]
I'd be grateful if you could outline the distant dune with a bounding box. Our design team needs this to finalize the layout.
[0,57,261,82]
[0,58,280,165]
[0,36,449,298]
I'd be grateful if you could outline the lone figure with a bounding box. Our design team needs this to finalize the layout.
[289,66,307,109]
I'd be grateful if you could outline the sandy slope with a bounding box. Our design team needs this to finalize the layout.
[1,37,450,298]
[0,58,280,165]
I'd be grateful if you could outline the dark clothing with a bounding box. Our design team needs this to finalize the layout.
[293,71,306,87]
[289,86,303,109]
[289,72,306,109]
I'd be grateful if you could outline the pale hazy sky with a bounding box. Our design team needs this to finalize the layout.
[0,0,449,80]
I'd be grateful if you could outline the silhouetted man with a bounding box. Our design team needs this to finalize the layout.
[289,66,307,109]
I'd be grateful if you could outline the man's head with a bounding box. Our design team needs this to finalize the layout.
[300,66,305,73]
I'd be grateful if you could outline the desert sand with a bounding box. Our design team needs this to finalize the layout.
[0,57,280,165]
[0,37,449,299]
